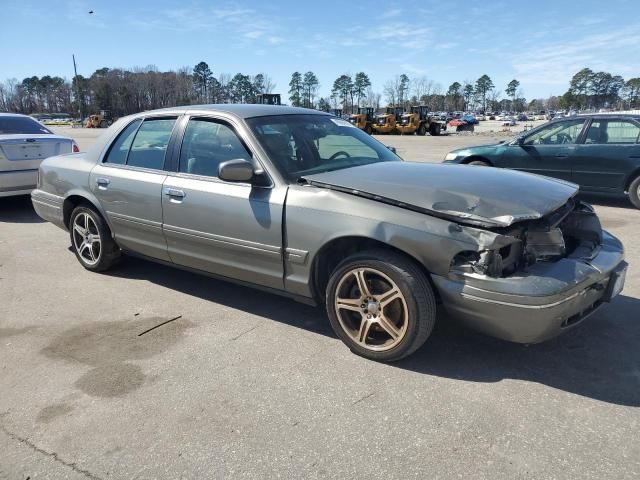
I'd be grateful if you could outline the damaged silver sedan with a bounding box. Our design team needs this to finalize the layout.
[31,106,627,361]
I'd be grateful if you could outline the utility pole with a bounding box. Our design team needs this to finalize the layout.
[72,54,83,126]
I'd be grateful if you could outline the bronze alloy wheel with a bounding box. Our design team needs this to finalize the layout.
[333,267,409,352]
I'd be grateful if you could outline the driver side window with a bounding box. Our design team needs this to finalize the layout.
[524,119,585,146]
[178,119,252,178]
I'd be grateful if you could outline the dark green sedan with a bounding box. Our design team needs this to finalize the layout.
[443,114,640,208]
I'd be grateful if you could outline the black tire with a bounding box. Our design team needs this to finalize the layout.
[69,205,121,272]
[99,120,108,128]
[325,249,437,362]
[629,176,640,209]
[429,123,440,136]
[417,124,427,136]
[468,159,490,166]
[365,125,373,135]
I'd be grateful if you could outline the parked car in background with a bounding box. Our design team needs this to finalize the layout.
[443,114,640,208]
[517,113,528,122]
[0,113,78,197]
[30,105,626,361]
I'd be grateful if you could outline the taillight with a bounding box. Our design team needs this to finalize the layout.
[73,142,80,153]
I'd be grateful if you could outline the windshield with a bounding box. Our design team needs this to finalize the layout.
[0,116,53,135]
[246,114,401,181]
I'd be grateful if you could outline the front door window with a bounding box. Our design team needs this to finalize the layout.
[524,119,586,145]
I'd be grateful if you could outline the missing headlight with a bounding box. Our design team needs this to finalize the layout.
[451,242,522,278]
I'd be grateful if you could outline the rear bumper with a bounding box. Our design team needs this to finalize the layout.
[433,231,626,343]
[0,169,37,197]
[31,189,66,229]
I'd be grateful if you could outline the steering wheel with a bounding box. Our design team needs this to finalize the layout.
[557,133,571,144]
[329,151,351,161]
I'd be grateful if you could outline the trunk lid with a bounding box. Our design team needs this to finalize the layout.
[0,134,74,171]
[302,162,579,228]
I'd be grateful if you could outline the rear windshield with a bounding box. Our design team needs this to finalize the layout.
[0,116,53,135]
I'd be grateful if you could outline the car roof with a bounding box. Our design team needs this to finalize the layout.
[550,113,640,121]
[146,104,330,119]
[0,112,36,118]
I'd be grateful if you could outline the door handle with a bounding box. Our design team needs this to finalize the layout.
[164,188,186,199]
[96,177,110,189]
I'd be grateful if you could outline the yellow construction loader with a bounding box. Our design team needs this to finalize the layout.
[348,107,375,134]
[85,110,113,128]
[371,107,403,134]
[396,106,443,136]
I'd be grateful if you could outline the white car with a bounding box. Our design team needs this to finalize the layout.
[0,113,78,197]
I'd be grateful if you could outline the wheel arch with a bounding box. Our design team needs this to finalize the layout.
[62,190,111,233]
[309,235,439,304]
[624,167,640,192]
[461,155,493,166]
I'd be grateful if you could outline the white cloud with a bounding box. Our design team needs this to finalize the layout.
[379,8,402,19]
[511,24,640,87]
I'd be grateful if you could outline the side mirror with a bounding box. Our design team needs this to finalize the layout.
[386,145,397,154]
[218,159,255,183]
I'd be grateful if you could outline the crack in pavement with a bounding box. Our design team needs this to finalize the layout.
[0,424,103,480]
[230,324,260,341]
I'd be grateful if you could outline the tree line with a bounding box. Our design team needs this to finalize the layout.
[1,62,638,118]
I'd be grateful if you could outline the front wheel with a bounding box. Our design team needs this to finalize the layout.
[468,160,490,166]
[629,176,640,209]
[417,124,427,136]
[326,250,436,361]
[69,206,121,272]
[429,123,440,136]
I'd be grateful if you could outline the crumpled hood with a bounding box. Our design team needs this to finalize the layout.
[302,162,579,228]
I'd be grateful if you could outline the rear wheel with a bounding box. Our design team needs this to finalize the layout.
[326,249,436,361]
[365,124,373,135]
[429,123,440,136]
[69,206,121,272]
[417,123,427,136]
[629,176,640,209]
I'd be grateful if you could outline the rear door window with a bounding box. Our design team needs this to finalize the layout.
[103,119,142,165]
[126,118,177,170]
[606,121,640,143]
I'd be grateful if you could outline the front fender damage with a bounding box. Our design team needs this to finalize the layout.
[448,200,604,278]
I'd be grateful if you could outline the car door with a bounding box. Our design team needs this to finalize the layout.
[90,116,179,261]
[161,116,286,290]
[573,118,640,192]
[499,119,587,182]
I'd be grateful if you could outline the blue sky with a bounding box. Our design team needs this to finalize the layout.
[2,0,639,100]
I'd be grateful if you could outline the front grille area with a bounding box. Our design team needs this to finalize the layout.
[561,300,602,328]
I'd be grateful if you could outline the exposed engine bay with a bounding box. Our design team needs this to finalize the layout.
[451,199,603,277]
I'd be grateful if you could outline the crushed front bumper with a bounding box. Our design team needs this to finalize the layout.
[432,231,626,343]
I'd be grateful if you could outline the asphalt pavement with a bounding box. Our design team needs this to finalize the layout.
[1,131,638,479]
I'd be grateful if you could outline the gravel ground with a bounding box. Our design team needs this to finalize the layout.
[1,125,638,479]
